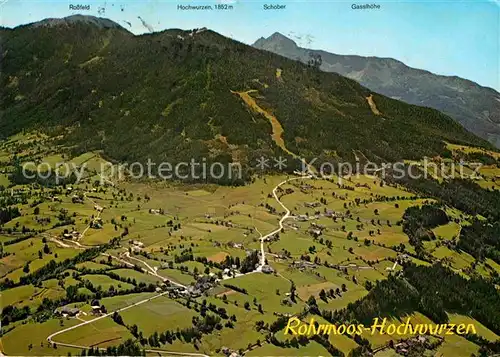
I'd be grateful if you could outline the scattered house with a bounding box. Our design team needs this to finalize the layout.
[187,275,216,297]
[205,213,212,219]
[291,260,316,270]
[397,253,410,262]
[393,336,428,355]
[324,209,335,218]
[310,222,326,230]
[267,233,280,242]
[394,342,409,355]
[90,217,103,229]
[229,242,243,249]
[304,202,320,208]
[132,240,144,247]
[287,223,299,230]
[72,195,84,204]
[62,230,80,240]
[90,305,104,315]
[184,286,201,298]
[417,335,427,344]
[296,214,309,222]
[94,205,104,212]
[261,265,274,274]
[55,306,79,317]
[130,240,144,251]
[327,210,346,219]
[277,252,289,260]
[163,285,183,298]
[308,228,322,237]
[149,208,161,215]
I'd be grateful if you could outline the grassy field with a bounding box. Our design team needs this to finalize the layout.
[2,319,81,356]
[80,274,135,291]
[447,313,499,341]
[110,268,162,284]
[56,317,134,348]
[436,334,479,357]
[120,296,196,336]
[223,273,305,315]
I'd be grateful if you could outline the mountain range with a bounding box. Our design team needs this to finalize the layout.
[254,33,500,148]
[0,16,492,183]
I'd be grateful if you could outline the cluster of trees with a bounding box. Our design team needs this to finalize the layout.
[322,263,500,335]
[1,305,30,326]
[458,220,500,264]
[464,333,500,355]
[222,283,247,294]
[402,204,449,253]
[0,206,21,225]
[80,339,144,356]
[9,162,78,187]
[390,172,500,265]
[390,174,500,221]
[457,151,499,166]
[3,234,34,246]
[240,250,260,273]
[75,278,157,300]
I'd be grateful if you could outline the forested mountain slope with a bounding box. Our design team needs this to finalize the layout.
[1,16,492,183]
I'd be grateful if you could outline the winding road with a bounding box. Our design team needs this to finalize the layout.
[257,175,312,270]
[123,251,186,288]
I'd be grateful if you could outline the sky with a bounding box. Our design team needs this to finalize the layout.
[1,0,499,91]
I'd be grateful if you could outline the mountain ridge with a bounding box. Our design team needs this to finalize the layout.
[0,17,493,184]
[255,32,499,92]
[27,14,127,31]
[253,32,500,147]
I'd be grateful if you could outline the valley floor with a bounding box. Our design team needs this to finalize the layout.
[1,133,500,356]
